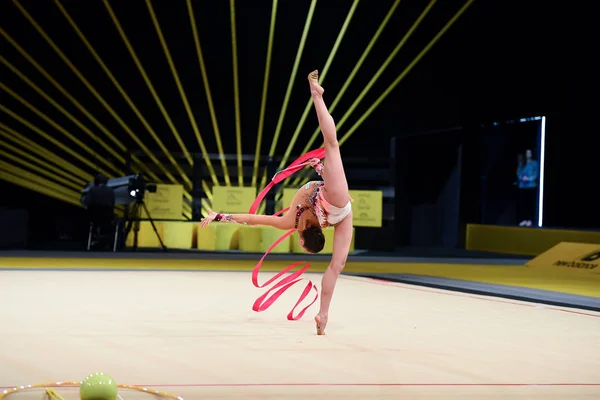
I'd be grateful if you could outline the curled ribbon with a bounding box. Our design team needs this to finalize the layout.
[248,148,325,320]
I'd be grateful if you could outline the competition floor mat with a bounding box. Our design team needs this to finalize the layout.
[1,269,599,399]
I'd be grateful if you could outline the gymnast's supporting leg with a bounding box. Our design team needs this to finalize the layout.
[316,264,339,334]
[314,215,352,335]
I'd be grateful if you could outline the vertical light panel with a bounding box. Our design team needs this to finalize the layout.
[54,0,181,186]
[104,0,194,189]
[334,0,438,139]
[146,0,207,168]
[230,0,244,186]
[277,0,360,172]
[256,0,317,214]
[288,0,401,188]
[537,116,546,227]
[187,0,228,190]
[251,0,278,188]
[143,0,212,216]
[259,0,318,192]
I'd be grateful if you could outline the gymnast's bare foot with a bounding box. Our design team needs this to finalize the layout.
[308,70,324,96]
[315,314,327,335]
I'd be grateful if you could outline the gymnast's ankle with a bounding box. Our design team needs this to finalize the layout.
[311,85,324,97]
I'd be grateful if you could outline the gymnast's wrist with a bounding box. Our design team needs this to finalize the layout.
[314,161,324,175]
[214,213,232,222]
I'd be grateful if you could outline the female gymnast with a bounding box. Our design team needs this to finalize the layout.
[200,70,353,335]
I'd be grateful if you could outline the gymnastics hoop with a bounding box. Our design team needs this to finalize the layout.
[0,381,184,399]
[247,148,325,321]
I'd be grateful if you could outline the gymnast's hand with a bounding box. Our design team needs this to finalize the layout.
[200,208,218,228]
[309,158,324,175]
[307,158,319,167]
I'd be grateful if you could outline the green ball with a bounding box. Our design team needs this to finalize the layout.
[79,372,118,400]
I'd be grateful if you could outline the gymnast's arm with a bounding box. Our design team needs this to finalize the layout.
[201,208,294,230]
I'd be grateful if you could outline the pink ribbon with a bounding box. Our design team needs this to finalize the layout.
[249,147,325,214]
[248,148,325,320]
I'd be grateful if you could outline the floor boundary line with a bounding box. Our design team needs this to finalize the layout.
[2,383,600,389]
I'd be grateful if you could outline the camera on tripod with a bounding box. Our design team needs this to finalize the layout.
[127,175,158,203]
[81,174,156,207]
[81,174,166,252]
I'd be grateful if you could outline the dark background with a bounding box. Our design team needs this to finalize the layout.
[1,0,596,250]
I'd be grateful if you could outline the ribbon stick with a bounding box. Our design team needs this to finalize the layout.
[248,148,325,320]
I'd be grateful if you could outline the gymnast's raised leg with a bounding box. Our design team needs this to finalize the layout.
[307,70,349,207]
[308,70,354,335]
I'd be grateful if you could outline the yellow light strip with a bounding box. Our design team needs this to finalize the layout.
[11,1,132,156]
[2,158,121,215]
[258,0,318,193]
[267,0,318,158]
[135,5,209,217]
[277,0,360,172]
[0,82,122,176]
[0,141,86,188]
[53,2,196,211]
[0,168,81,208]
[289,0,402,187]
[0,104,115,178]
[0,161,83,203]
[0,126,93,182]
[0,56,126,166]
[0,151,82,191]
[145,0,193,166]
[0,27,154,181]
[295,0,474,190]
[200,197,212,218]
[325,0,438,138]
[1,4,126,153]
[0,139,174,219]
[102,0,194,190]
[51,0,186,185]
[230,0,244,186]
[145,0,217,186]
[187,0,227,189]
[338,0,475,146]
[251,0,278,188]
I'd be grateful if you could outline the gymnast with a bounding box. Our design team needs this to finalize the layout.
[200,70,353,335]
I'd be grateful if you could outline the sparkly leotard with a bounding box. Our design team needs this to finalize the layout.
[294,181,351,229]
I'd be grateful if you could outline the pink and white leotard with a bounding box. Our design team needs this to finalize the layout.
[295,181,352,228]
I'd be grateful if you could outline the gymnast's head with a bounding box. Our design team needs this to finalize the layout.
[299,223,325,254]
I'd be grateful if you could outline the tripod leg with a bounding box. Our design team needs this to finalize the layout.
[141,201,167,252]
[87,222,93,251]
[122,203,137,249]
[123,203,137,238]
[132,203,141,251]
[113,221,119,252]
[122,202,144,251]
